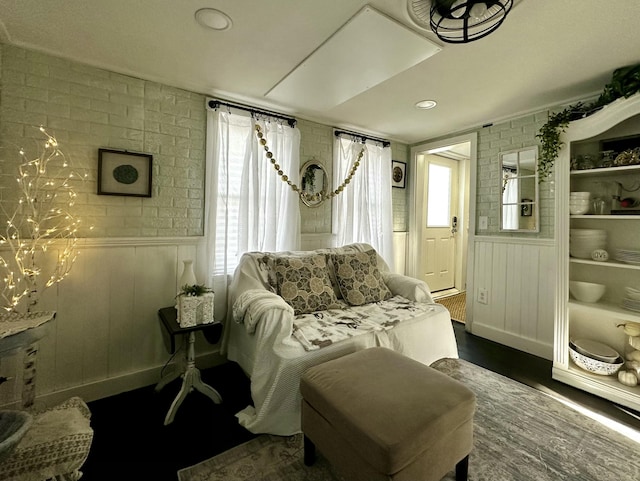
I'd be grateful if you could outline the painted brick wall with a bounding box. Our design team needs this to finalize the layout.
[391,141,409,232]
[297,117,409,234]
[476,111,555,238]
[0,44,410,238]
[297,118,334,233]
[0,44,206,237]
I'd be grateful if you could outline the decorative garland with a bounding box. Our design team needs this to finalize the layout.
[255,124,364,202]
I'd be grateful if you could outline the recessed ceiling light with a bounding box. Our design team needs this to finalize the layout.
[195,8,233,31]
[415,99,437,110]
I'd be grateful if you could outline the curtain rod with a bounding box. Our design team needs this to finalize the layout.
[207,99,297,127]
[334,129,390,147]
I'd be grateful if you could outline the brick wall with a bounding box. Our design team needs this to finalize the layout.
[0,44,410,238]
[297,117,409,234]
[297,119,333,233]
[476,111,555,238]
[391,142,409,232]
[0,44,206,237]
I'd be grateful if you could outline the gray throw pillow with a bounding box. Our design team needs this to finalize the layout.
[273,254,342,315]
[331,249,392,306]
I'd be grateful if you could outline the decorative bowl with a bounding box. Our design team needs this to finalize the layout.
[569,281,605,302]
[569,205,590,215]
[572,338,620,363]
[569,343,624,376]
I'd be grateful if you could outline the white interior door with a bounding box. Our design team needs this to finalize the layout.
[422,156,459,292]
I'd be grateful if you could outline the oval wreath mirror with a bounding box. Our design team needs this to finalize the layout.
[300,160,329,207]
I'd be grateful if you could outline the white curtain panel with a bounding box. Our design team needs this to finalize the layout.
[502,169,519,230]
[332,136,394,270]
[203,108,301,319]
[239,120,301,253]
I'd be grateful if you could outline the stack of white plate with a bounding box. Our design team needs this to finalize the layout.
[622,286,640,312]
[622,298,640,312]
[569,192,591,214]
[614,248,640,265]
[625,286,640,300]
[569,229,607,258]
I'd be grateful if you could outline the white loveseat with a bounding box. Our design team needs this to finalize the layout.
[224,243,459,435]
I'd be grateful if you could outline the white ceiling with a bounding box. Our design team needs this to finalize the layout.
[2,0,640,145]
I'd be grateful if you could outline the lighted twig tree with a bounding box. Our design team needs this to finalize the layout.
[0,127,88,313]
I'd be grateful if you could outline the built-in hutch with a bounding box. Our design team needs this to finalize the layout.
[554,93,640,412]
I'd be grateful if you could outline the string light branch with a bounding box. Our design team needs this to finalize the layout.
[0,127,89,313]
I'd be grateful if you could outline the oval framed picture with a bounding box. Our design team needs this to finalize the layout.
[392,160,406,189]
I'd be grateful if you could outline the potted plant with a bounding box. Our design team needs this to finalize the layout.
[537,64,640,181]
[176,284,214,327]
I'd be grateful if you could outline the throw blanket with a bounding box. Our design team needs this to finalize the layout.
[233,289,294,334]
[292,295,437,351]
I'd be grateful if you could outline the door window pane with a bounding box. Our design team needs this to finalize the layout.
[427,164,451,227]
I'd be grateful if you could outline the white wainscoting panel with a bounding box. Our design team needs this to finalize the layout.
[0,237,226,409]
[470,237,556,360]
[0,233,411,408]
[392,232,407,275]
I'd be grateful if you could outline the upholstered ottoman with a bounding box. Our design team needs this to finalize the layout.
[300,347,476,481]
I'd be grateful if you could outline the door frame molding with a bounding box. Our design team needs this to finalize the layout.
[421,155,459,292]
[408,132,478,325]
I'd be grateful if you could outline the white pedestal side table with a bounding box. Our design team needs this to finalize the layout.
[156,306,222,425]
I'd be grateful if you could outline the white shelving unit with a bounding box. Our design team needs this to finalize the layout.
[553,93,640,412]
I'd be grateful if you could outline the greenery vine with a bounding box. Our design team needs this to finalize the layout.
[177,284,213,297]
[536,63,640,181]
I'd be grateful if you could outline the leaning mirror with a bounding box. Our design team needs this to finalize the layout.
[500,146,539,232]
[300,160,328,207]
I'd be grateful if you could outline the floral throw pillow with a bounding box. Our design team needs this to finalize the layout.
[273,254,342,315]
[331,249,392,306]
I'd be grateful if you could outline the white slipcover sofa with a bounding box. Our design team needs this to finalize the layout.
[224,243,459,435]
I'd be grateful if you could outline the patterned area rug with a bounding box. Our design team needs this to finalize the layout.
[436,292,466,323]
[178,358,640,481]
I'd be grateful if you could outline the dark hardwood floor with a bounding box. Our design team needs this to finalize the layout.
[81,322,640,481]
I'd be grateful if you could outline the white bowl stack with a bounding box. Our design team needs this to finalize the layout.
[569,280,606,303]
[569,191,591,214]
[569,229,607,258]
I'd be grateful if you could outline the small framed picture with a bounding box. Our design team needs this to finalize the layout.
[521,199,533,216]
[98,149,153,197]
[392,160,406,189]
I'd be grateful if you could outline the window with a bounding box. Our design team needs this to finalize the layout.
[332,134,394,269]
[204,107,301,283]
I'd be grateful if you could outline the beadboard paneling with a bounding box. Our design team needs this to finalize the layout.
[1,233,411,408]
[0,238,218,409]
[470,237,556,359]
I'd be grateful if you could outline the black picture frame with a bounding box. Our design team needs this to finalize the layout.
[98,149,153,197]
[392,160,406,189]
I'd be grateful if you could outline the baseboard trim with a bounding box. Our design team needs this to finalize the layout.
[471,322,553,360]
[1,351,227,410]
